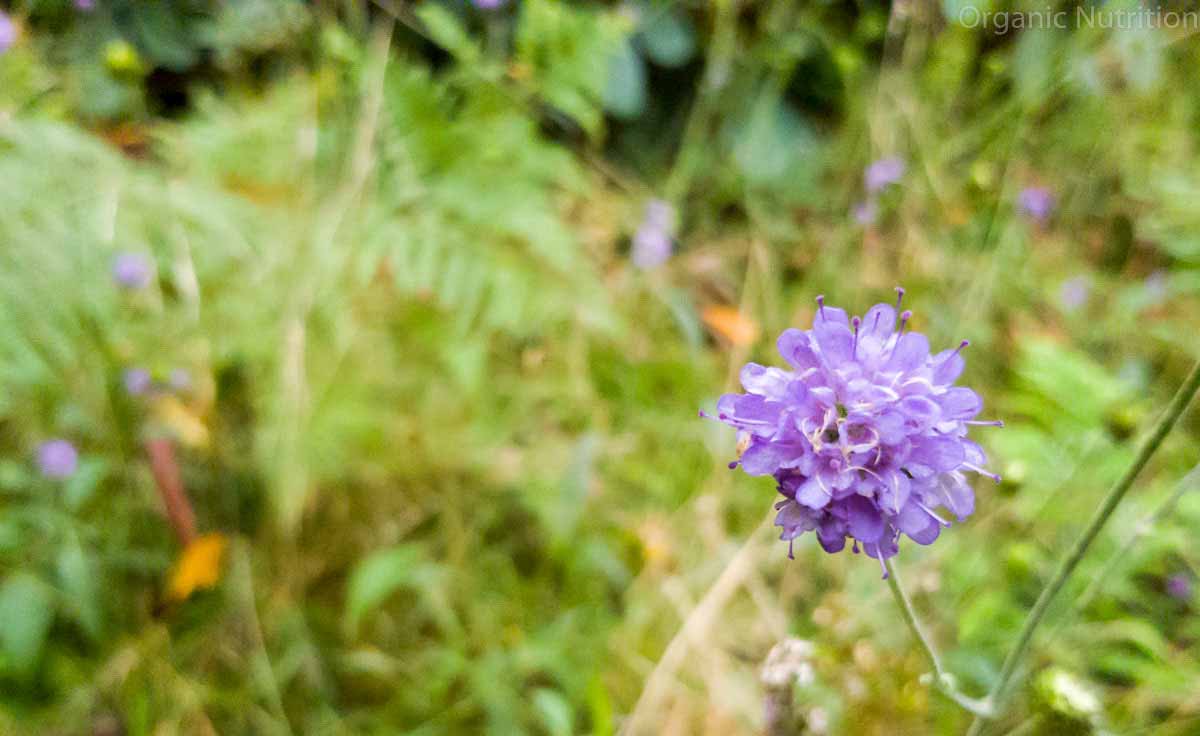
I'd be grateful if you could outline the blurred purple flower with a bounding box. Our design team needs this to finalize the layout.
[1145,269,1168,302]
[703,290,999,575]
[169,368,192,392]
[853,200,878,226]
[1167,574,1192,600]
[632,199,675,269]
[0,13,15,54]
[1059,276,1089,311]
[112,252,154,289]
[124,367,152,395]
[864,157,905,194]
[75,0,95,10]
[473,0,507,8]
[37,439,79,479]
[1018,186,1055,222]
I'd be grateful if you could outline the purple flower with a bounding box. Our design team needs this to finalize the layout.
[632,199,675,270]
[1145,270,1168,303]
[1167,574,1192,601]
[1018,186,1055,222]
[852,200,878,226]
[0,13,15,54]
[1059,276,1089,311]
[124,367,152,395]
[169,368,192,392]
[473,0,507,8]
[864,158,905,194]
[75,0,95,10]
[112,252,154,289]
[702,289,1000,575]
[36,439,79,479]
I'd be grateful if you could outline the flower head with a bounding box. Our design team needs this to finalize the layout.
[168,368,192,392]
[1018,186,1055,222]
[473,0,507,8]
[36,439,79,479]
[631,199,675,270]
[703,290,999,575]
[124,367,152,395]
[112,252,154,289]
[852,200,878,226]
[0,12,16,54]
[864,157,905,194]
[75,0,95,10]
[1059,276,1089,311]
[1167,573,1192,601]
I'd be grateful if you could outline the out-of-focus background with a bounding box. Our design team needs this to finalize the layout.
[1,1,1198,734]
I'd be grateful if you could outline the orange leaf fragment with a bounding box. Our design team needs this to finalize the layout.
[166,533,227,602]
[702,305,760,346]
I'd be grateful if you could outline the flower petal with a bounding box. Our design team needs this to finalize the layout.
[844,495,884,543]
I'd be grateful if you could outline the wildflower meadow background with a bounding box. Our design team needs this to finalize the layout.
[2,1,1199,734]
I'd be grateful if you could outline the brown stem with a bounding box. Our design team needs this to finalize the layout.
[144,438,197,545]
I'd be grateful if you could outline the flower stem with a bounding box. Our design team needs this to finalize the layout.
[885,557,942,676]
[885,558,994,719]
[966,357,1200,735]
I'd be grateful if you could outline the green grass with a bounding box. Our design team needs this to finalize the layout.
[2,2,1200,735]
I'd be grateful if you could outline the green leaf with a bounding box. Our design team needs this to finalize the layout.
[63,457,108,511]
[532,688,574,736]
[0,572,54,677]
[731,92,818,186]
[345,545,424,635]
[603,39,647,120]
[638,9,696,68]
[555,434,598,544]
[416,4,480,64]
[57,536,103,641]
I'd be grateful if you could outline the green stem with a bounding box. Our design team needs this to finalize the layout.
[885,557,942,676]
[967,357,1200,735]
[885,558,994,719]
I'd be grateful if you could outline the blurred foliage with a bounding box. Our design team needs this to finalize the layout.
[1,1,1200,735]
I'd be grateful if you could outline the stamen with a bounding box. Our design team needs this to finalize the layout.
[964,463,1002,483]
[898,309,913,335]
[950,339,969,358]
[917,501,951,527]
[894,286,905,313]
[728,461,739,470]
[851,316,861,357]
[788,539,795,560]
[878,553,889,579]
[852,540,860,554]
[816,294,826,320]
[966,420,1005,427]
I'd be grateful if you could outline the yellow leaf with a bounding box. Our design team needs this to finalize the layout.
[702,305,760,346]
[166,533,227,602]
[153,396,210,449]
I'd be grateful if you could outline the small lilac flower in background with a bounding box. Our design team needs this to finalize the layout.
[124,367,152,396]
[169,368,192,392]
[703,289,1000,575]
[1018,186,1055,222]
[473,0,507,9]
[75,0,95,10]
[0,12,16,54]
[1144,269,1168,303]
[852,200,878,226]
[1167,573,1192,600]
[1059,276,1089,311]
[631,199,675,270]
[864,157,905,194]
[112,252,155,289]
[37,439,79,479]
